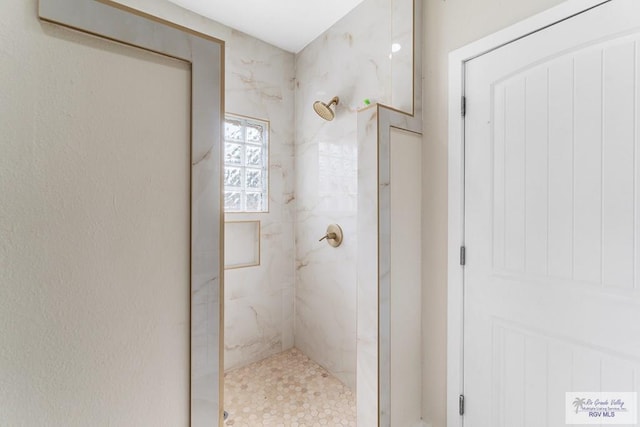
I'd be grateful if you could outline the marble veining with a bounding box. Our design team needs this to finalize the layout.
[214,22,299,420]
[224,29,296,371]
[355,106,380,427]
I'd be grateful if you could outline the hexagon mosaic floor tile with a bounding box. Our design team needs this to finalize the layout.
[224,348,356,426]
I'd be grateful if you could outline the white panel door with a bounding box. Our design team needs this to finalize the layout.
[464,1,640,425]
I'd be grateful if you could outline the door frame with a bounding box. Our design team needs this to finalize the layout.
[447,1,611,425]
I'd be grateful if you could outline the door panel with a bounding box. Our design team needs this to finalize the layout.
[464,1,640,425]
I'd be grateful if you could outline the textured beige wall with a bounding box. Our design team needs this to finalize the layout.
[0,1,191,425]
[421,0,565,426]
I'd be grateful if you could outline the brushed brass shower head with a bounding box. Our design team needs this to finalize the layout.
[313,96,339,121]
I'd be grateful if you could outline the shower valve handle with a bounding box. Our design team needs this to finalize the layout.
[318,224,343,248]
[319,232,337,242]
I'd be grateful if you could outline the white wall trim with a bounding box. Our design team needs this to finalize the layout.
[446,1,611,426]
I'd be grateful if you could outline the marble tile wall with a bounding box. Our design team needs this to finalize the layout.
[224,31,296,371]
[294,0,413,391]
[391,0,415,113]
[355,106,381,426]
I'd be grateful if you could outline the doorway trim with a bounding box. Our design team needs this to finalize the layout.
[39,1,225,426]
[447,1,610,425]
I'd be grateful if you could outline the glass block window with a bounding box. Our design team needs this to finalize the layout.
[224,115,269,212]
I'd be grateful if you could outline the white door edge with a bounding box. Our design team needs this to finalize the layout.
[446,1,613,427]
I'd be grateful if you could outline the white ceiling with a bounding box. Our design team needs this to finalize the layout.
[167,0,367,53]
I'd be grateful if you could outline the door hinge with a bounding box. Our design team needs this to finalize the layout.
[460,246,466,266]
[459,394,465,416]
[461,96,466,117]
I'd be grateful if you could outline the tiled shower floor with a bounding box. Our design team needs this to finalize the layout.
[224,348,356,426]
